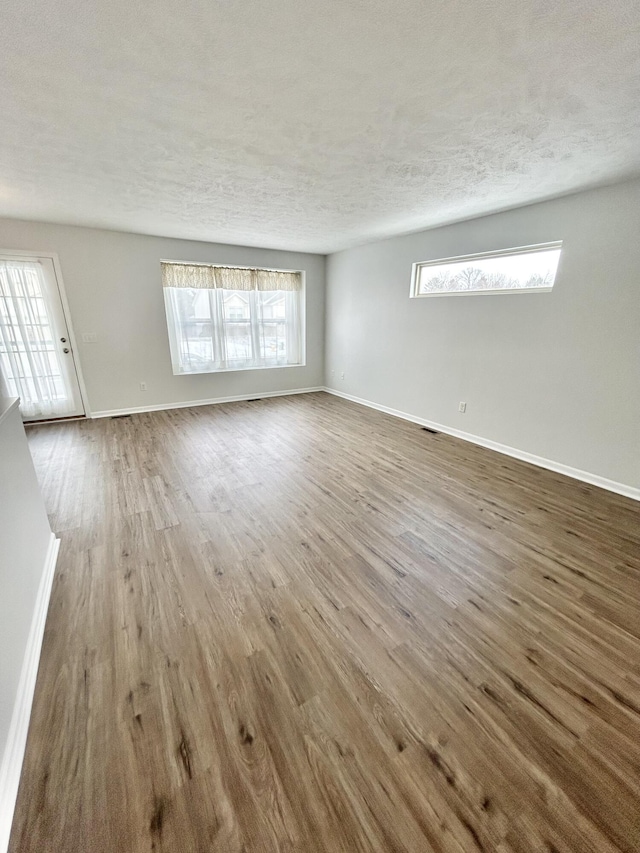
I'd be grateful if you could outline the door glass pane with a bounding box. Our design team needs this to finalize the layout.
[0,260,76,418]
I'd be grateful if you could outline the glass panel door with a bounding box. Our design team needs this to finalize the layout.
[0,256,85,421]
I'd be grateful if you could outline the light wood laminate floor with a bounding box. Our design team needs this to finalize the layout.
[10,392,640,852]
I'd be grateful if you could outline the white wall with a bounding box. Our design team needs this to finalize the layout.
[326,179,640,493]
[0,398,55,850]
[0,220,325,414]
[0,398,51,769]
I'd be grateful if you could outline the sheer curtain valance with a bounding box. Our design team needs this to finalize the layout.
[161,262,301,292]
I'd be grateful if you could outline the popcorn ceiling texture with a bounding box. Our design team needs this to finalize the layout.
[1,0,639,253]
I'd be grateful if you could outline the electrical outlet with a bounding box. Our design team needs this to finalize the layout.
[331,369,335,378]
[459,402,466,413]
[82,333,97,343]
[341,371,345,380]
[140,382,147,391]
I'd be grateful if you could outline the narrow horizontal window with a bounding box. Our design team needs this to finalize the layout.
[161,262,304,374]
[411,242,562,297]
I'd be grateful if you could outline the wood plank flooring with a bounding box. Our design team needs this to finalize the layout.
[10,391,640,852]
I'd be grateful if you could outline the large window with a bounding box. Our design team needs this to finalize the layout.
[162,262,303,374]
[411,242,562,297]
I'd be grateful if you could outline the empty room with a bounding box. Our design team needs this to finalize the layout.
[1,0,639,851]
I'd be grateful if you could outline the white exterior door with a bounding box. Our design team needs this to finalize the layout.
[0,255,85,421]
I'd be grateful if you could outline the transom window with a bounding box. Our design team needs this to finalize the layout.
[411,242,562,297]
[162,262,303,374]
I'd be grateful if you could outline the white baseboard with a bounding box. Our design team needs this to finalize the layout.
[91,386,324,419]
[0,534,60,853]
[324,387,640,502]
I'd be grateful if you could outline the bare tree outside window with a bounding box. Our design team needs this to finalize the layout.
[412,244,561,296]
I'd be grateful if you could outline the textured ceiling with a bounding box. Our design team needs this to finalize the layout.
[1,0,640,253]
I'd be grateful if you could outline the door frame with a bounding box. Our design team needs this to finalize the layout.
[0,248,91,418]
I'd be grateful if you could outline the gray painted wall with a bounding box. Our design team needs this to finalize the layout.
[325,180,640,491]
[0,400,53,815]
[0,220,326,414]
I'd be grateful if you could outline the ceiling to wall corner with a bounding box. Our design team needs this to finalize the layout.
[1,0,639,253]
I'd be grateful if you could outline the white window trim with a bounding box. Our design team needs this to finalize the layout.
[410,241,562,298]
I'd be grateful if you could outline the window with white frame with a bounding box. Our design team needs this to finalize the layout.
[162,262,303,374]
[411,242,562,297]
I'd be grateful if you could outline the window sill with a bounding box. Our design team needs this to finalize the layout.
[173,361,305,376]
[411,287,554,298]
